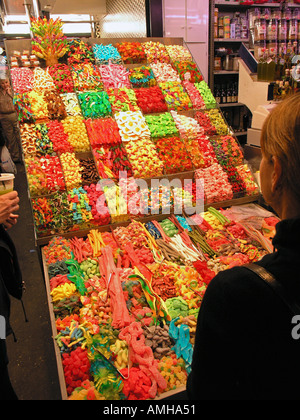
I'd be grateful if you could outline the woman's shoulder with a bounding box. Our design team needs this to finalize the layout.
[202,262,278,313]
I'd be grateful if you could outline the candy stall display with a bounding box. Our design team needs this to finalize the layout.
[7,35,260,242]
[5,34,266,400]
[41,205,275,400]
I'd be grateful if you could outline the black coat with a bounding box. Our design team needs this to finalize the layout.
[0,225,23,368]
[187,218,300,400]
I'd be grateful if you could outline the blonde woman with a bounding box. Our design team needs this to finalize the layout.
[187,93,300,400]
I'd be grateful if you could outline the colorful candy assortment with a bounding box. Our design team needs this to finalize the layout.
[47,64,75,93]
[77,91,111,119]
[71,63,103,92]
[99,63,130,89]
[134,86,168,114]
[159,81,192,111]
[142,41,170,63]
[125,138,164,178]
[61,116,90,152]
[42,204,273,399]
[93,44,122,65]
[10,38,260,242]
[144,112,178,138]
[128,65,156,88]
[165,44,192,62]
[106,87,139,114]
[173,61,203,83]
[11,67,34,93]
[155,136,193,174]
[114,110,150,142]
[116,41,146,64]
[8,34,269,401]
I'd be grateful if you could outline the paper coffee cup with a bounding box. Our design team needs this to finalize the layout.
[0,173,15,195]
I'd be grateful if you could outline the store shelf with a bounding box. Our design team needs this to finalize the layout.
[215,38,248,43]
[235,131,248,136]
[215,1,298,7]
[214,70,240,75]
[219,102,245,107]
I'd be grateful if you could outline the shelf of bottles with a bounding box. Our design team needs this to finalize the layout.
[250,4,300,99]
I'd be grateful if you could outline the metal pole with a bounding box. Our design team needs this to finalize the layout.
[24,0,33,38]
[32,0,41,19]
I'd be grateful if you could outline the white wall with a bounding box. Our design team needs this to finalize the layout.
[163,0,209,82]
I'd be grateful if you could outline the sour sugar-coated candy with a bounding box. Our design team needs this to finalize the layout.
[194,81,216,109]
[114,110,151,142]
[144,112,178,139]
[67,39,95,65]
[78,91,111,119]
[47,64,74,93]
[154,136,193,174]
[173,61,203,83]
[205,109,228,135]
[32,67,56,91]
[182,81,205,109]
[61,116,90,152]
[11,67,34,93]
[47,119,73,154]
[134,86,168,114]
[150,62,181,83]
[106,87,139,114]
[84,117,122,146]
[61,93,82,117]
[194,163,233,203]
[93,44,122,65]
[71,63,103,92]
[159,81,192,111]
[125,138,164,179]
[116,41,146,64]
[99,62,130,89]
[60,152,83,190]
[142,41,170,63]
[27,90,49,120]
[165,44,192,62]
[128,65,156,88]
[171,110,203,140]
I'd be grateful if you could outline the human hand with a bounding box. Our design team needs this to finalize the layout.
[0,191,19,224]
[3,213,19,229]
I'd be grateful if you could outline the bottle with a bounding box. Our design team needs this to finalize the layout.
[226,84,232,103]
[234,12,241,39]
[218,16,224,39]
[215,84,221,104]
[288,10,297,43]
[241,14,249,40]
[232,82,238,103]
[224,16,231,39]
[266,49,276,82]
[221,84,227,104]
[263,8,271,21]
[296,8,300,48]
[230,15,237,39]
[267,11,278,44]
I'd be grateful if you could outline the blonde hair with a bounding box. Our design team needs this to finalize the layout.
[260,92,300,201]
